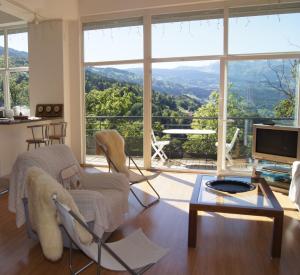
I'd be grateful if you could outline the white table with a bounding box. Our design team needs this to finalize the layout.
[162,129,216,164]
[162,129,216,135]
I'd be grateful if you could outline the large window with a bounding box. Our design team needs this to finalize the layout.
[151,12,222,170]
[83,3,300,173]
[84,20,143,62]
[84,19,144,165]
[224,6,300,171]
[152,10,223,58]
[0,27,29,112]
[229,8,300,54]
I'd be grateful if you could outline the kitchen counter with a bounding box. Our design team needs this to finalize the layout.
[0,117,63,176]
[0,117,62,125]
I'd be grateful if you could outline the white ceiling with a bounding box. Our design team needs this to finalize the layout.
[0,0,79,22]
[0,9,22,25]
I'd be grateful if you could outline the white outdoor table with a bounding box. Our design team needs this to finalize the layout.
[162,129,216,164]
[162,129,216,135]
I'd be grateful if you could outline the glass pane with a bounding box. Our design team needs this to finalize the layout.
[225,59,299,171]
[0,31,4,68]
[10,71,30,114]
[8,31,28,67]
[152,15,223,58]
[151,60,220,170]
[229,13,300,54]
[85,64,144,166]
[198,176,273,208]
[84,25,143,62]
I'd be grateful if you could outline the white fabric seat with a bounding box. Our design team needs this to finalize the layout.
[9,144,130,237]
[289,161,300,211]
[54,197,168,274]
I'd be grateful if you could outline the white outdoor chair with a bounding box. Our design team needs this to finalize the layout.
[53,196,168,275]
[216,128,240,164]
[151,130,170,161]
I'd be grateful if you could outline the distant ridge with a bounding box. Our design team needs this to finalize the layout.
[0,46,28,59]
[86,59,295,114]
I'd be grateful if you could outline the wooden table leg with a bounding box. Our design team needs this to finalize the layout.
[188,209,197,247]
[272,212,284,258]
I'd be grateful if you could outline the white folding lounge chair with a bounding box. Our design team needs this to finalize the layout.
[151,130,170,161]
[96,130,160,208]
[53,196,168,275]
[216,128,240,165]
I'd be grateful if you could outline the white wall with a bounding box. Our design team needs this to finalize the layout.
[0,119,61,176]
[64,21,84,161]
[28,20,64,115]
[28,19,84,161]
[79,0,213,15]
[79,0,300,18]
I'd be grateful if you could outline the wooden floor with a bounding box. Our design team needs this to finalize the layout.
[1,171,300,275]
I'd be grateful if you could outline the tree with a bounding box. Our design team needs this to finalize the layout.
[182,90,248,157]
[10,72,29,107]
[264,60,299,118]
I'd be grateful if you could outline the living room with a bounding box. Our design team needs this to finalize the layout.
[0,0,300,274]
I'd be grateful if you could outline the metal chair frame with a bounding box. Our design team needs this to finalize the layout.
[96,140,160,208]
[53,198,153,275]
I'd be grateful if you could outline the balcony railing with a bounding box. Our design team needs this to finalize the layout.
[86,115,294,168]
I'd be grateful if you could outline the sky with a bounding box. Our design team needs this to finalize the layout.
[84,13,300,68]
[0,31,28,52]
[0,13,299,67]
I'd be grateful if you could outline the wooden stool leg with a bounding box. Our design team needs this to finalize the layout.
[27,143,30,151]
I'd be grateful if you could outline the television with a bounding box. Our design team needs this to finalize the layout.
[252,124,300,164]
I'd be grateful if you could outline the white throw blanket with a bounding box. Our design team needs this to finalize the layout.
[9,145,80,227]
[289,161,300,210]
[8,145,130,236]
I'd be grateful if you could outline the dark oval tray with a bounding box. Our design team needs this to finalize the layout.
[205,179,256,194]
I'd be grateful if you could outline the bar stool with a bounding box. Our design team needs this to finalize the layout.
[26,124,49,151]
[48,122,67,145]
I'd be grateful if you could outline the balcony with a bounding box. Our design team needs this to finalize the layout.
[86,115,294,171]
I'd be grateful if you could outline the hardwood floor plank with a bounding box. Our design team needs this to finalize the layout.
[1,172,300,275]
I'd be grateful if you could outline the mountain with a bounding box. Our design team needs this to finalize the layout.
[87,59,296,116]
[0,46,28,59]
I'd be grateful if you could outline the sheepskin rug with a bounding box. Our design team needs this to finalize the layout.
[26,166,92,261]
[96,130,130,177]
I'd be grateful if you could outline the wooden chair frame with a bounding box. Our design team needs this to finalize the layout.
[26,124,49,150]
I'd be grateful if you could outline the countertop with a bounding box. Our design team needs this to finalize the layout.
[0,117,62,125]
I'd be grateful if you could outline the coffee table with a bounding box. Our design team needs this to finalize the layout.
[188,175,284,257]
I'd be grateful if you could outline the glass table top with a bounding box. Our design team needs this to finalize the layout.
[197,175,274,209]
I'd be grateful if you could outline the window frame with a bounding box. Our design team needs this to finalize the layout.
[82,6,300,174]
[0,26,29,109]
